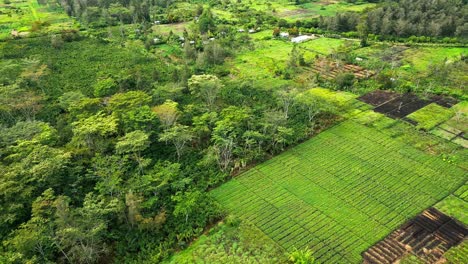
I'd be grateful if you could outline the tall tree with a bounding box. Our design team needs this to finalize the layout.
[159,124,194,160]
[152,100,180,128]
[188,75,223,111]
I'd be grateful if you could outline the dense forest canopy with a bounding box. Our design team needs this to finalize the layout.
[323,0,468,38]
[0,0,466,263]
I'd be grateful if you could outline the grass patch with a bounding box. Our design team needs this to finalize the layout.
[0,0,76,39]
[430,127,457,141]
[0,37,165,97]
[211,120,466,263]
[152,22,190,35]
[306,87,357,110]
[232,37,344,80]
[358,113,466,170]
[402,47,466,72]
[300,37,346,57]
[407,103,454,131]
[399,254,425,264]
[298,1,376,18]
[435,195,468,225]
[444,101,468,134]
[452,137,468,149]
[164,217,285,263]
[444,240,468,264]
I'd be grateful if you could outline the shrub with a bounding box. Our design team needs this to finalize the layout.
[50,34,64,49]
[335,73,355,90]
[288,247,315,264]
[93,77,118,97]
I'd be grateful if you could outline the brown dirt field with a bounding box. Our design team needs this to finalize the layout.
[363,208,467,264]
[359,91,458,119]
[278,9,313,18]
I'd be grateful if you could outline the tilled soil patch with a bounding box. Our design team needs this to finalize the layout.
[359,91,458,119]
[362,207,467,264]
[373,93,430,118]
[358,90,401,107]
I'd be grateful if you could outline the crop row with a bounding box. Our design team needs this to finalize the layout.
[312,129,461,190]
[211,121,466,263]
[294,137,457,197]
[261,152,438,217]
[215,177,386,261]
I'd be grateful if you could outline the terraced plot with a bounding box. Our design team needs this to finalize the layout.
[211,120,467,263]
[0,0,75,39]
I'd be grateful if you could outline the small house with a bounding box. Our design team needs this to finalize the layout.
[291,35,314,43]
[11,29,19,38]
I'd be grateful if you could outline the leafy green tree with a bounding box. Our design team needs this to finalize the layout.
[357,21,369,47]
[0,84,43,122]
[335,73,355,90]
[54,194,119,264]
[188,75,223,111]
[183,39,197,61]
[67,97,102,120]
[116,130,150,172]
[58,91,86,110]
[198,8,216,34]
[277,88,298,119]
[116,130,150,155]
[288,247,315,264]
[4,189,57,263]
[0,142,70,239]
[272,126,294,151]
[159,124,193,160]
[192,111,218,147]
[93,77,118,97]
[295,92,328,124]
[171,191,220,243]
[0,120,58,148]
[120,106,158,133]
[71,112,118,151]
[211,106,251,171]
[152,100,179,128]
[108,91,152,114]
[91,154,125,198]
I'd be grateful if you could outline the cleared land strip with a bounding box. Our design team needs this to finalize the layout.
[211,120,467,263]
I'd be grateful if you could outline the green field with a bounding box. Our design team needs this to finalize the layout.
[0,0,75,39]
[152,22,190,35]
[407,103,454,131]
[241,0,375,20]
[232,37,345,80]
[444,240,468,263]
[402,47,466,72]
[435,180,468,225]
[211,119,466,263]
[164,218,286,263]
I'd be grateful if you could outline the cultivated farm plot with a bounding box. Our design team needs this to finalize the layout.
[243,0,375,20]
[211,120,467,263]
[232,37,344,80]
[152,22,190,35]
[0,0,75,39]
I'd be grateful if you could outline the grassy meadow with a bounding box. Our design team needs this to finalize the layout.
[0,0,76,39]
